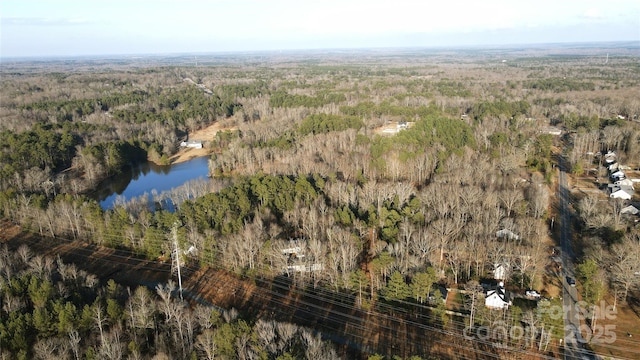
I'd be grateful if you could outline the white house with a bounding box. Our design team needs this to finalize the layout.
[614,178,634,187]
[286,263,324,273]
[541,126,562,136]
[282,246,303,256]
[281,241,324,274]
[180,140,203,149]
[620,205,639,216]
[610,186,634,200]
[493,263,510,280]
[183,245,197,256]
[604,151,617,164]
[496,229,520,241]
[287,265,306,273]
[485,282,512,309]
[610,170,626,181]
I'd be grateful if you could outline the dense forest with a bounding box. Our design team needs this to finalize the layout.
[1,46,640,359]
[0,244,339,359]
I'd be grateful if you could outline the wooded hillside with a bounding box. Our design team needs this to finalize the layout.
[1,46,639,359]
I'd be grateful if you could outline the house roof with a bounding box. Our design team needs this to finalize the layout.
[486,285,511,304]
[612,185,634,193]
[282,246,303,255]
[615,179,634,187]
[429,284,449,300]
[487,290,509,303]
[621,205,640,215]
[496,229,520,241]
[541,126,562,135]
[609,183,634,190]
[610,188,634,199]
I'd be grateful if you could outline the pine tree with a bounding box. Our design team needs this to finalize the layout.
[382,271,410,302]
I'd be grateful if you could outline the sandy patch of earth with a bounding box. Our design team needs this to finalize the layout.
[168,147,210,164]
[169,121,237,164]
[373,121,413,136]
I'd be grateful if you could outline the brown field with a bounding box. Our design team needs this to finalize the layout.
[587,292,640,359]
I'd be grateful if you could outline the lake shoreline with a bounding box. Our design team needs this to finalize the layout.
[94,156,211,209]
[163,146,211,166]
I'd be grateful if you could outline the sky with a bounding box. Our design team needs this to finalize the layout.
[1,0,639,58]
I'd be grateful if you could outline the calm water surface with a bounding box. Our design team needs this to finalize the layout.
[93,156,210,209]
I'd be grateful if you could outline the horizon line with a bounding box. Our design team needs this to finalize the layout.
[2,40,638,62]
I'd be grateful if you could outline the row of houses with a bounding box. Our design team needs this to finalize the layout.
[281,239,514,309]
[604,151,637,201]
[485,150,639,310]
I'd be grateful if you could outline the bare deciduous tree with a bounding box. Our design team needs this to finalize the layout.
[67,330,81,360]
[99,326,124,360]
[156,281,177,323]
[253,318,277,355]
[276,322,298,352]
[607,235,640,307]
[526,181,549,219]
[196,329,217,360]
[93,303,107,347]
[326,226,360,286]
[128,286,156,331]
[499,188,523,218]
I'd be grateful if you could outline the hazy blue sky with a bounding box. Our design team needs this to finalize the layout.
[2,0,639,57]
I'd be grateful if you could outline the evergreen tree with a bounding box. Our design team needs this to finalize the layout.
[382,271,410,302]
[410,268,436,304]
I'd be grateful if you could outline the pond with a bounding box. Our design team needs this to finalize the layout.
[93,156,210,209]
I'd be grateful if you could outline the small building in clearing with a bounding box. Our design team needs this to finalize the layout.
[180,140,203,149]
[496,229,520,242]
[541,126,562,136]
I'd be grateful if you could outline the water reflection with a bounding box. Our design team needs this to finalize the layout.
[93,156,210,209]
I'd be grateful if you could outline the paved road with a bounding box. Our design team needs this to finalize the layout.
[558,159,597,360]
